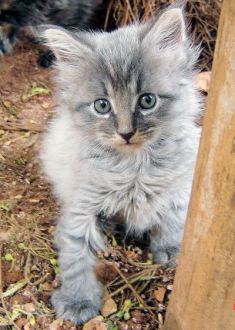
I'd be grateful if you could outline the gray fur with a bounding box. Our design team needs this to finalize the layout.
[40,6,201,324]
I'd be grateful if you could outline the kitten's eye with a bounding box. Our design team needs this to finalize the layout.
[94,99,111,114]
[138,93,156,110]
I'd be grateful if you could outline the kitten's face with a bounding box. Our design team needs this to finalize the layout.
[70,36,169,153]
[44,8,195,153]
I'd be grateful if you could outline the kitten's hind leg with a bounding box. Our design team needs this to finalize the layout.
[52,209,105,324]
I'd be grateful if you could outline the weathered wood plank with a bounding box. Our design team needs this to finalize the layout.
[163,0,235,329]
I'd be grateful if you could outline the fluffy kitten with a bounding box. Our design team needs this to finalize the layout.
[0,0,102,65]
[40,6,201,324]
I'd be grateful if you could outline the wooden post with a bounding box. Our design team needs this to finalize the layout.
[163,1,235,329]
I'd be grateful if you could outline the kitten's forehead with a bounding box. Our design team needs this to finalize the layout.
[94,27,142,95]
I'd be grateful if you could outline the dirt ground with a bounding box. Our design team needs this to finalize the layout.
[0,40,204,330]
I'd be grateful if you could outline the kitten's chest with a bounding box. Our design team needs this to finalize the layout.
[85,154,169,230]
[103,166,160,231]
[92,155,164,206]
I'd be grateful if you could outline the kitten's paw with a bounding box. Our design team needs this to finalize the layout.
[52,289,100,324]
[153,246,179,268]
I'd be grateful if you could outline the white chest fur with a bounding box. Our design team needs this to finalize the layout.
[81,153,191,233]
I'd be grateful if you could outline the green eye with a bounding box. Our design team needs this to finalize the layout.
[138,93,157,110]
[94,99,111,114]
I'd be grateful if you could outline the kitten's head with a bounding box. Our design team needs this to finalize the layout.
[42,6,199,154]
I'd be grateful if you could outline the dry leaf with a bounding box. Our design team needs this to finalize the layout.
[95,261,118,284]
[154,287,166,302]
[196,72,211,92]
[101,297,117,317]
[83,316,107,330]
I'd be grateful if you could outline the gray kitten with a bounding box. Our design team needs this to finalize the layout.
[40,6,201,324]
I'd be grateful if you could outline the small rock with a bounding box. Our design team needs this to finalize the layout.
[101,297,117,317]
[83,316,107,330]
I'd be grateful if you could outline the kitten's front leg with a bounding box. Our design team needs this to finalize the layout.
[150,219,184,268]
[52,208,105,324]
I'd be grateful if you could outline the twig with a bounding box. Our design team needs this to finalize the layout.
[109,271,160,297]
[111,262,156,317]
[127,258,162,269]
[0,120,43,133]
[29,273,50,287]
[107,267,160,288]
[134,305,158,311]
[24,250,32,283]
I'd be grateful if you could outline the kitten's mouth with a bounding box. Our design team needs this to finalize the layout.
[120,139,137,146]
[117,140,143,151]
[108,133,147,151]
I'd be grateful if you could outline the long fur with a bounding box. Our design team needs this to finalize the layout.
[40,6,202,324]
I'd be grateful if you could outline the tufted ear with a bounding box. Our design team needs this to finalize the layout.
[142,7,186,51]
[39,25,91,61]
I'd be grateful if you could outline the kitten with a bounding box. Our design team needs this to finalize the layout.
[40,6,201,324]
[0,0,103,65]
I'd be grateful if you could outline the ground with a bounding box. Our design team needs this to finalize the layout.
[0,40,208,330]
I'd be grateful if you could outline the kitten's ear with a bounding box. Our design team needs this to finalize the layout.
[39,25,91,61]
[142,7,186,50]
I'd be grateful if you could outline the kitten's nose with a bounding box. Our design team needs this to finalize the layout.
[119,131,135,143]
